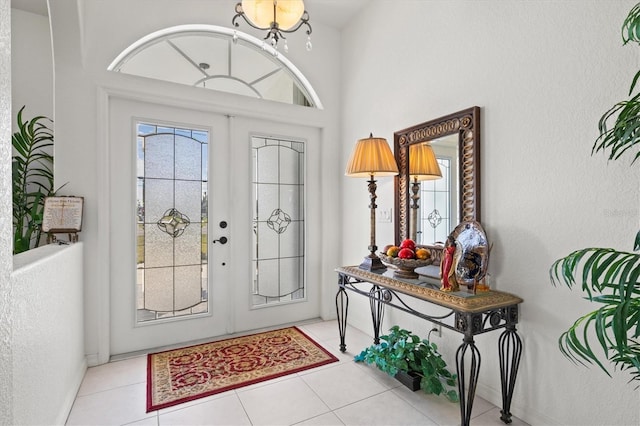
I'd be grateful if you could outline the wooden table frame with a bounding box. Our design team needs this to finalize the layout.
[335,266,523,426]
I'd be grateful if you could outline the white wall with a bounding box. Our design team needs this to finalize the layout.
[6,8,85,425]
[12,243,86,425]
[0,1,13,423]
[6,7,87,424]
[10,8,53,126]
[341,1,640,425]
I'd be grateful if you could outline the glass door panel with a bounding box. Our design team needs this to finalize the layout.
[418,157,452,244]
[251,137,305,307]
[137,125,208,322]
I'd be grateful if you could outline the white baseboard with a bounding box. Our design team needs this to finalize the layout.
[476,381,558,425]
[55,357,87,425]
[85,352,100,367]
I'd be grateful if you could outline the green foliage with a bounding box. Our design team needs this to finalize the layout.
[354,326,459,402]
[622,3,640,45]
[550,249,640,382]
[593,4,640,164]
[592,78,640,163]
[549,3,640,384]
[12,106,55,254]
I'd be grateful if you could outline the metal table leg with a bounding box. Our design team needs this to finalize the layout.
[336,274,349,353]
[456,336,481,426]
[498,326,522,424]
[369,285,384,344]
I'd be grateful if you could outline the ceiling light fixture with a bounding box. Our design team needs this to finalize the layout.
[232,0,312,54]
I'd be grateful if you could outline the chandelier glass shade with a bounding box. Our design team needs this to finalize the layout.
[233,0,312,52]
[242,0,304,30]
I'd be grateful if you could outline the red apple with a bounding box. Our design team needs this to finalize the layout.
[400,239,416,251]
[398,248,415,259]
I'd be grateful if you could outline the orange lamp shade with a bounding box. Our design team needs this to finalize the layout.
[409,142,442,181]
[345,134,399,178]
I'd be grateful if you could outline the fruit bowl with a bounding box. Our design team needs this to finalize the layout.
[379,253,432,279]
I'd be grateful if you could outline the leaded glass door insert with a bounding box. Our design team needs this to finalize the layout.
[137,123,208,323]
[418,157,451,244]
[251,136,305,307]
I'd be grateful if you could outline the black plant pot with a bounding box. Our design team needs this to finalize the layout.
[395,370,421,391]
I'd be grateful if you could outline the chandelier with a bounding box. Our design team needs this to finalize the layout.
[232,0,312,53]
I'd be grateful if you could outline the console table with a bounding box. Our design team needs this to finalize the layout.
[335,266,523,426]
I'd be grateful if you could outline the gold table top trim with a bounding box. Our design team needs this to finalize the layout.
[337,266,523,313]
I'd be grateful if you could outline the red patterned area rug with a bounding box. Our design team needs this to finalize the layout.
[147,326,338,411]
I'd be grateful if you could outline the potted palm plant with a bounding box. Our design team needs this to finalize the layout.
[550,3,640,383]
[12,106,56,254]
[354,325,459,402]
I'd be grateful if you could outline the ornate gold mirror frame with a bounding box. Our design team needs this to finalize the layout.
[394,106,481,245]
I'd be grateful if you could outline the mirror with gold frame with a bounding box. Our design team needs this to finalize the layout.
[393,107,481,259]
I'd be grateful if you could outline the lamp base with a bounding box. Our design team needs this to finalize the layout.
[358,254,387,271]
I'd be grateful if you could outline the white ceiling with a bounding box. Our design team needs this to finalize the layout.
[10,0,371,29]
[305,0,370,29]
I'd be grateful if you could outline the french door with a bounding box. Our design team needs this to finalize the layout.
[229,116,321,333]
[108,98,320,355]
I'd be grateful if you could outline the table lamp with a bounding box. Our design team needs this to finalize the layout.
[409,142,442,242]
[345,133,399,271]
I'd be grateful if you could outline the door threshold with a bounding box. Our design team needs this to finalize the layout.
[109,317,324,362]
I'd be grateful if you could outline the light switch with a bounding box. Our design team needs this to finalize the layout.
[378,208,392,223]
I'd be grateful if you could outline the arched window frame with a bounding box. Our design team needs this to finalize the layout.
[107,24,323,109]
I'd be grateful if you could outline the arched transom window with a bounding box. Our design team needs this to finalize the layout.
[108,24,322,108]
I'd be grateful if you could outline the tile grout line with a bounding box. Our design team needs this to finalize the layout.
[233,388,255,426]
[76,379,148,399]
[294,370,338,424]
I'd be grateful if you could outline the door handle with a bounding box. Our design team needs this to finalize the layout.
[213,236,228,244]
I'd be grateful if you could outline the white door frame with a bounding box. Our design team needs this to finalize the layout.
[95,83,330,364]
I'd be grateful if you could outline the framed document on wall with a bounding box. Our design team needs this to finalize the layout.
[42,196,84,233]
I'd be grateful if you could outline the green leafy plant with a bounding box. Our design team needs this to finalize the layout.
[12,106,55,254]
[550,3,640,383]
[354,326,459,402]
[593,3,640,164]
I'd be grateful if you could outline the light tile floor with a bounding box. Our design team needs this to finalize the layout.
[66,320,528,426]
